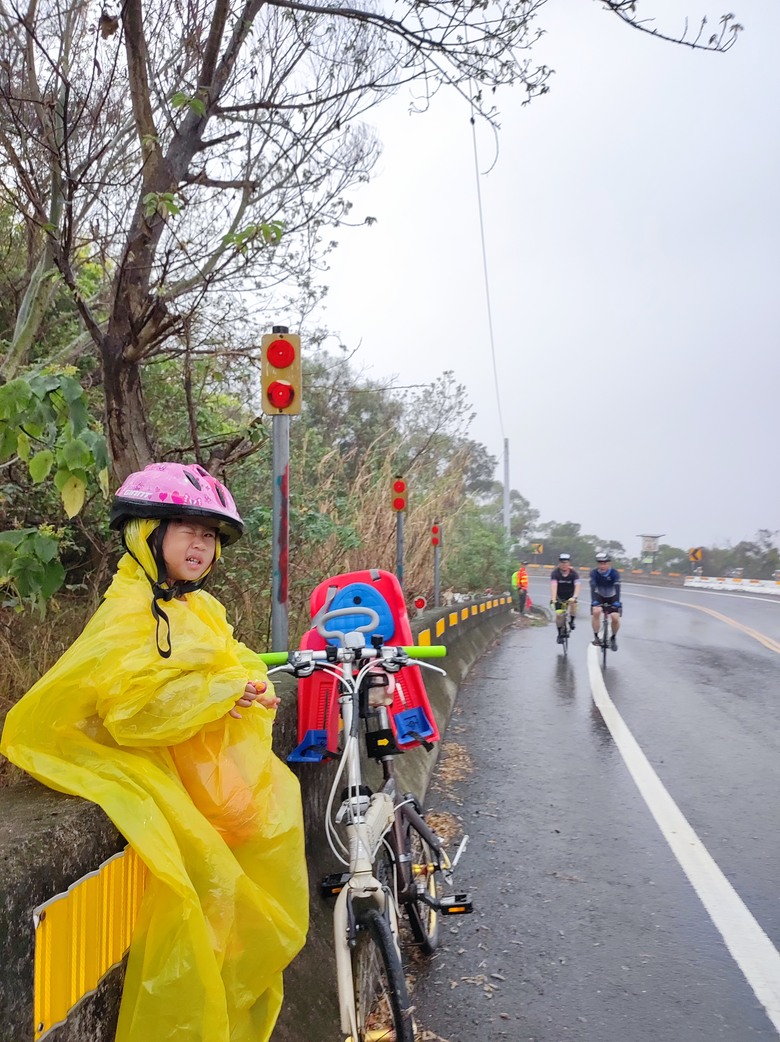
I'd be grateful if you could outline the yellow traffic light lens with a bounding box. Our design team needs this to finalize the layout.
[267,339,295,368]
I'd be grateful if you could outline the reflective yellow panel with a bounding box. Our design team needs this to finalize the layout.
[34,847,147,1038]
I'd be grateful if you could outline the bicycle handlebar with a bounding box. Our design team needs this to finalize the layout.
[258,644,446,667]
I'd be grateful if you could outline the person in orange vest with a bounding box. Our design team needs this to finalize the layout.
[511,561,529,613]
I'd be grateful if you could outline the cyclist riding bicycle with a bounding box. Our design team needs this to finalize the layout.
[550,553,580,644]
[590,551,622,650]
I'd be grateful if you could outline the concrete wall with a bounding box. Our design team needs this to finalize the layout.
[0,598,512,1042]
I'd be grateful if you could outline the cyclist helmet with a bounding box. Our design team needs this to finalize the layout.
[559,553,571,561]
[110,462,244,544]
[595,551,611,562]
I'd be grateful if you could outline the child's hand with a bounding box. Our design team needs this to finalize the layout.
[229,680,280,718]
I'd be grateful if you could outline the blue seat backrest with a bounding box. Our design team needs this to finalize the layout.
[323,583,396,646]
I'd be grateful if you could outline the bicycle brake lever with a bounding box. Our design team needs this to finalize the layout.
[287,651,316,678]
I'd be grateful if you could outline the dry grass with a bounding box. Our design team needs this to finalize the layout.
[0,594,100,787]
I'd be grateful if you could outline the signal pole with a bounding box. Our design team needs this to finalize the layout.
[391,477,407,588]
[431,522,442,607]
[261,325,302,650]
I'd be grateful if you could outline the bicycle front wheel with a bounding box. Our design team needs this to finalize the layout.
[351,906,415,1042]
[601,619,609,669]
[405,821,441,954]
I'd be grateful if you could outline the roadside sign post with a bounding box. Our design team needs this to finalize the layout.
[261,325,302,651]
[392,477,407,588]
[431,522,442,607]
[637,533,664,574]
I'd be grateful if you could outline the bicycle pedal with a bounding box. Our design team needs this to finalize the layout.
[438,893,473,915]
[319,872,350,898]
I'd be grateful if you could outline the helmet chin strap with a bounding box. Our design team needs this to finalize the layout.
[122,519,213,658]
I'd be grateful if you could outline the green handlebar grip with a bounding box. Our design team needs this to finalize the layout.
[402,645,447,658]
[258,652,290,666]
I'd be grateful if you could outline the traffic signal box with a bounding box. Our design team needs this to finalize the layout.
[431,522,441,547]
[392,477,407,512]
[261,332,301,415]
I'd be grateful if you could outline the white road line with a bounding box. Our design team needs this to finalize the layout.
[587,646,780,1035]
[622,583,780,607]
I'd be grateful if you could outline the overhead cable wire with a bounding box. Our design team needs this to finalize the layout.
[469,109,505,441]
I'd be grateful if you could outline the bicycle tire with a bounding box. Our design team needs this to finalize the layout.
[404,820,440,954]
[351,906,415,1042]
[560,615,569,657]
[601,615,609,669]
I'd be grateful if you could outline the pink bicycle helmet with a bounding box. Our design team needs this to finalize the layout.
[110,462,244,544]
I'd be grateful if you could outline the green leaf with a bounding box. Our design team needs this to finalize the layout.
[190,98,206,117]
[171,91,188,109]
[67,397,90,433]
[98,466,110,498]
[58,375,84,403]
[29,449,54,483]
[0,378,33,420]
[0,425,18,461]
[0,528,37,549]
[61,437,92,471]
[16,430,31,461]
[54,467,73,492]
[39,560,65,599]
[34,532,59,563]
[30,374,61,396]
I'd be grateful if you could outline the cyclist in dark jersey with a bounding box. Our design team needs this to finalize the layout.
[590,552,622,650]
[550,553,580,643]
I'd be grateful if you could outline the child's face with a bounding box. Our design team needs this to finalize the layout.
[162,519,218,582]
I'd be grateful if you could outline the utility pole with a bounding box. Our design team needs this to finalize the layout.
[503,438,510,537]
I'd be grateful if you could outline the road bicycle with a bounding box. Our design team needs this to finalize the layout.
[260,605,472,1042]
[552,598,575,657]
[592,600,620,669]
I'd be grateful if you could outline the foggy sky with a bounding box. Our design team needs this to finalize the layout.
[310,0,780,557]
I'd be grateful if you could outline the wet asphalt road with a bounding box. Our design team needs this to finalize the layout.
[410,581,780,1042]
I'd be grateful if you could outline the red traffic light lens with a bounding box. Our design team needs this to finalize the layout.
[267,338,296,368]
[267,380,295,408]
[393,479,406,494]
[392,497,406,511]
[414,596,426,610]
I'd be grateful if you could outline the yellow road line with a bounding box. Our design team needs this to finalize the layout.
[631,593,780,655]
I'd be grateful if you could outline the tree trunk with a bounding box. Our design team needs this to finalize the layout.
[101,333,154,480]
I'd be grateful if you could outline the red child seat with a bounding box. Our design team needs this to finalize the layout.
[288,568,441,763]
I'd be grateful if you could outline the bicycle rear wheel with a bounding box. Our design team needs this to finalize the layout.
[404,821,441,955]
[351,906,415,1042]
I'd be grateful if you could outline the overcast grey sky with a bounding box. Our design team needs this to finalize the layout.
[311,0,779,557]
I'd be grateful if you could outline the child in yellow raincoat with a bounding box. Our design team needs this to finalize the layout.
[1,462,308,1042]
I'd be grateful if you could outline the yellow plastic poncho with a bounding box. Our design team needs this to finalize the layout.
[0,520,308,1042]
